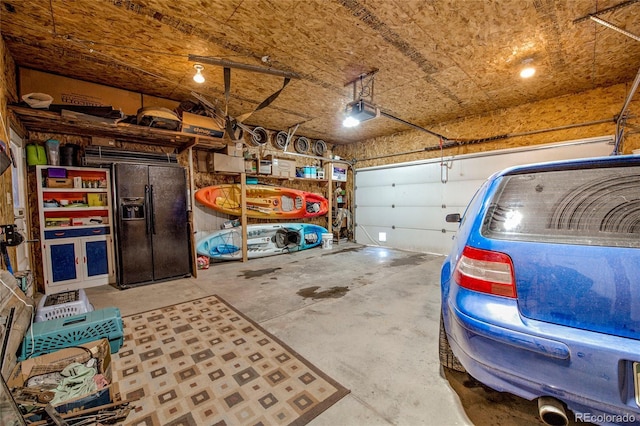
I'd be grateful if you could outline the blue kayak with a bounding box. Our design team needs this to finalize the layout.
[196,223,328,261]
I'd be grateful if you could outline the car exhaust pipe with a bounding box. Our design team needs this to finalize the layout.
[538,396,569,426]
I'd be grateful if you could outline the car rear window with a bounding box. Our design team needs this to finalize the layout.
[482,165,640,248]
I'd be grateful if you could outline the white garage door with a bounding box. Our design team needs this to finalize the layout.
[354,136,615,255]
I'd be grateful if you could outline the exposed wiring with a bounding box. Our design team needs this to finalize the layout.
[0,108,10,143]
[0,275,35,359]
[356,74,375,100]
[346,70,378,103]
[356,224,381,246]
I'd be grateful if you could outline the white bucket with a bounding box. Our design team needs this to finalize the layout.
[321,233,333,249]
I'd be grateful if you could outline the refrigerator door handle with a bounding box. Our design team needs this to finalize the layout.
[149,185,156,235]
[145,185,151,235]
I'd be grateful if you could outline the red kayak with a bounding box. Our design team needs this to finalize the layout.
[195,184,328,219]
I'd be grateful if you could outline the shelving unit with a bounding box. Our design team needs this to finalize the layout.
[12,105,350,270]
[36,165,115,293]
[9,106,227,152]
[332,181,350,241]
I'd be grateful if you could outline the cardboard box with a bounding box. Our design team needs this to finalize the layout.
[211,153,244,173]
[196,150,208,172]
[8,338,116,414]
[46,178,73,188]
[20,68,142,115]
[245,159,257,173]
[91,137,117,147]
[267,156,297,178]
[225,142,244,157]
[181,112,224,138]
[259,160,272,175]
[51,384,119,416]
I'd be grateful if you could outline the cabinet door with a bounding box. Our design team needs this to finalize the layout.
[83,236,110,278]
[46,240,81,284]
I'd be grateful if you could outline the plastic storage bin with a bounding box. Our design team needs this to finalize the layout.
[19,307,124,361]
[35,289,94,322]
[45,139,60,166]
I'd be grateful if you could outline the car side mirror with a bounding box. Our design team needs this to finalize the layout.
[445,213,461,223]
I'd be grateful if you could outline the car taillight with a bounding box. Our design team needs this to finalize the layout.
[453,246,516,298]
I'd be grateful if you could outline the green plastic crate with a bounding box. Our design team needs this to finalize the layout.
[19,307,123,361]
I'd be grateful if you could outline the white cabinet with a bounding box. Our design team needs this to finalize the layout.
[43,232,113,286]
[36,166,115,293]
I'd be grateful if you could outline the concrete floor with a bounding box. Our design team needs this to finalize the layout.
[84,242,555,425]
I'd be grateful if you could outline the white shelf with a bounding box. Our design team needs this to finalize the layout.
[42,188,108,192]
[44,225,109,231]
[43,207,109,212]
[37,165,116,293]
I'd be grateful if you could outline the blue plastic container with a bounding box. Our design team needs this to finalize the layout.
[19,307,124,360]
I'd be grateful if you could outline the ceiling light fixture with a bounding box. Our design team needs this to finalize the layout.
[342,99,380,127]
[340,70,447,140]
[193,64,205,83]
[343,71,380,128]
[188,55,301,79]
[520,58,536,79]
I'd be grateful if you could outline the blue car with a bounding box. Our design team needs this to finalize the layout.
[440,155,640,426]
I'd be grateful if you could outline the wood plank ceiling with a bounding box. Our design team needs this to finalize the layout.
[1,0,639,145]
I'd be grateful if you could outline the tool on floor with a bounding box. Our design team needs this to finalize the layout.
[45,403,69,426]
[0,307,15,373]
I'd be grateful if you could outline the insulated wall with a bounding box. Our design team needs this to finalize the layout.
[354,136,615,255]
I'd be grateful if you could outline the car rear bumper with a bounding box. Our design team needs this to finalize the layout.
[444,289,640,423]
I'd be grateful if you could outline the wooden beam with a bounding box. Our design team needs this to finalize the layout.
[240,173,248,262]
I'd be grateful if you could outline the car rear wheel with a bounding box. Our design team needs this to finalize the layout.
[439,313,466,372]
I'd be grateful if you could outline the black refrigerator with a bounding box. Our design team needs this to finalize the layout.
[113,163,191,288]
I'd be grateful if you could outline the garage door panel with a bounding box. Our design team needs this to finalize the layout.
[441,179,486,207]
[389,184,443,207]
[354,136,614,255]
[357,182,444,206]
[392,206,447,229]
[356,163,441,186]
[355,186,395,206]
[356,207,394,226]
[355,206,414,228]
[355,225,454,254]
[454,156,513,180]
[357,206,449,229]
[392,182,442,205]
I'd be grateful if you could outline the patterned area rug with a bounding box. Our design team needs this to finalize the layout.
[112,295,349,425]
